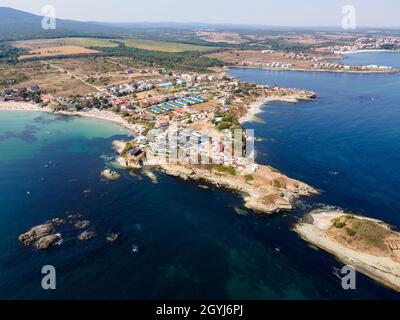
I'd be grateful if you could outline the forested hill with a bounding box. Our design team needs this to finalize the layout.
[0,7,123,41]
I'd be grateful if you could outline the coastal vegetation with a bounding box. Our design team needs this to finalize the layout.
[0,43,27,63]
[213,111,241,131]
[211,164,237,175]
[331,215,392,250]
[121,142,135,155]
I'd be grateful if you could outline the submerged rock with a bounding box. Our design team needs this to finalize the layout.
[51,218,66,226]
[198,184,210,190]
[78,230,96,241]
[74,220,91,229]
[143,170,158,184]
[106,233,119,242]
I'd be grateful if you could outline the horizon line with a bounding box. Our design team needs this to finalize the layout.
[3,6,400,31]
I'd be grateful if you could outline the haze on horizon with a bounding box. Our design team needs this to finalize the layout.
[1,0,400,29]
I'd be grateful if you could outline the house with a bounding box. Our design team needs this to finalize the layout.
[127,148,146,162]
[3,89,15,95]
[156,120,169,128]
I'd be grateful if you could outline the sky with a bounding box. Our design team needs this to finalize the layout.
[1,0,400,28]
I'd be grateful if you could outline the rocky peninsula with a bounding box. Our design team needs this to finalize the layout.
[294,210,400,292]
[158,163,318,214]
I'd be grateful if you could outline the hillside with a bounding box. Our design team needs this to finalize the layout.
[0,7,123,41]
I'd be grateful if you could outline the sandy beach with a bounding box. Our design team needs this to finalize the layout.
[0,101,137,132]
[239,94,315,124]
[239,98,267,123]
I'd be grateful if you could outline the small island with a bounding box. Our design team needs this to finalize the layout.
[101,169,121,180]
[294,210,400,292]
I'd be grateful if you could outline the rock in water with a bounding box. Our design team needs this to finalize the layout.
[74,220,91,229]
[19,223,54,245]
[101,169,120,180]
[18,223,61,250]
[35,234,61,249]
[78,230,96,241]
[106,233,119,242]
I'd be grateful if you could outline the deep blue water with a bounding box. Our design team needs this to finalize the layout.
[342,51,400,68]
[1,52,400,300]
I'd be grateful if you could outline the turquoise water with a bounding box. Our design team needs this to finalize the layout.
[1,52,400,299]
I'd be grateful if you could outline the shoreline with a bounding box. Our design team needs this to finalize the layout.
[239,98,266,124]
[239,94,316,124]
[0,101,136,133]
[229,65,399,74]
[157,163,319,215]
[342,49,400,55]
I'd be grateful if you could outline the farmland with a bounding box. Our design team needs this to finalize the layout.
[13,37,217,53]
[0,60,95,96]
[18,45,99,60]
[120,38,215,52]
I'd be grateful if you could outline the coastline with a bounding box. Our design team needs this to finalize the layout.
[0,101,136,133]
[239,98,266,123]
[342,49,400,55]
[229,65,399,74]
[157,163,319,215]
[239,93,316,124]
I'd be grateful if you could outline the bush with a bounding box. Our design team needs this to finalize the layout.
[351,219,390,249]
[332,218,346,229]
[122,142,134,155]
[212,164,236,175]
[344,227,356,237]
[244,174,254,182]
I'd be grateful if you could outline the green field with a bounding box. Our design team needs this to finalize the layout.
[55,37,119,48]
[120,38,216,52]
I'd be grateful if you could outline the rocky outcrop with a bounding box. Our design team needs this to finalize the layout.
[35,234,61,249]
[106,233,119,242]
[19,223,61,250]
[77,230,96,241]
[51,217,66,226]
[101,169,120,180]
[158,163,318,215]
[74,220,90,229]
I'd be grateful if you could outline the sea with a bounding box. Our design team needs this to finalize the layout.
[0,51,400,299]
